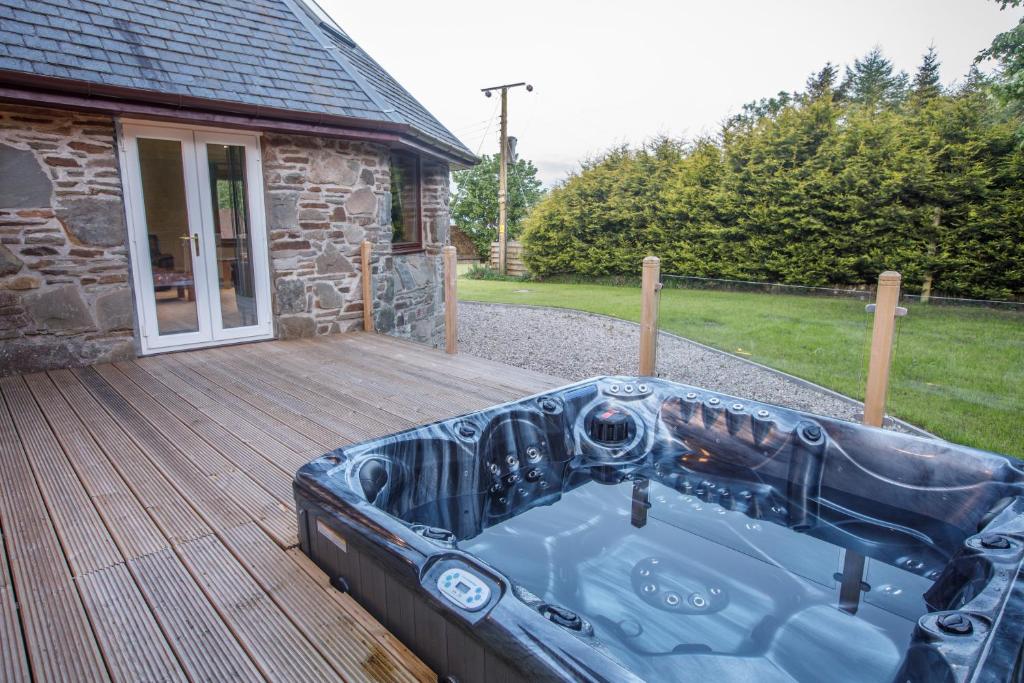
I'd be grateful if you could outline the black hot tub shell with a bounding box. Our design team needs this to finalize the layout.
[294,377,1024,683]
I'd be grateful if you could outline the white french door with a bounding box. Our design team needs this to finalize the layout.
[120,122,273,354]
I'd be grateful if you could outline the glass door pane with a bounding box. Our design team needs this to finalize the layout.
[205,143,258,329]
[137,138,200,335]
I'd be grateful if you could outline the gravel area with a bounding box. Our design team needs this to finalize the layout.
[459,302,908,429]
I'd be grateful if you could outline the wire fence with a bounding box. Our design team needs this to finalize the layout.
[656,272,875,412]
[651,268,1022,456]
[660,273,1024,311]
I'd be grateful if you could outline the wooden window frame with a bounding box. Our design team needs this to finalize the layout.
[390,151,423,254]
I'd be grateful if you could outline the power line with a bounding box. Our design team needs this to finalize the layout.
[475,97,501,156]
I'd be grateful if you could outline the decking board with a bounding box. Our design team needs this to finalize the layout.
[0,332,564,682]
[111,361,296,506]
[211,346,407,438]
[146,356,324,455]
[172,353,347,449]
[132,359,309,472]
[130,548,264,683]
[0,528,30,683]
[0,375,123,576]
[78,563,187,683]
[242,341,444,425]
[47,369,212,547]
[184,349,372,445]
[223,523,434,683]
[73,366,252,532]
[23,372,168,562]
[276,340,481,421]
[0,391,111,682]
[177,534,338,682]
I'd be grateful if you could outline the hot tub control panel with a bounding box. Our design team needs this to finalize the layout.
[437,567,491,611]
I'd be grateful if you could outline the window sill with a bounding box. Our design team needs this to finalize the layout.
[392,243,424,255]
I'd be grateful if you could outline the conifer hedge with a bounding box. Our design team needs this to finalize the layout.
[522,55,1024,299]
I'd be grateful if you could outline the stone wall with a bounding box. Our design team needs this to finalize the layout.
[0,103,134,375]
[261,133,448,347]
[375,161,449,347]
[0,108,449,375]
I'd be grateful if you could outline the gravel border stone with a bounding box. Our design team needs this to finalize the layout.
[458,301,931,436]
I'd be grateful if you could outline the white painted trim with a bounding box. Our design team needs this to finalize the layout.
[121,123,212,353]
[119,117,265,137]
[194,130,274,342]
[119,121,274,355]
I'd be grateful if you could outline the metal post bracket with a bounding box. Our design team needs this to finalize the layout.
[865,304,908,317]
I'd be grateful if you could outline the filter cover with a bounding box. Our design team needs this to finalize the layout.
[590,407,631,443]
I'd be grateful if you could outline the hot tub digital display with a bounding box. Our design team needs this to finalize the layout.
[436,567,491,611]
[295,376,1024,683]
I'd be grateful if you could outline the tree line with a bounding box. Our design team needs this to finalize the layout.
[522,46,1024,299]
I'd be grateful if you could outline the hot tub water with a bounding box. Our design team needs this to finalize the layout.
[460,477,935,681]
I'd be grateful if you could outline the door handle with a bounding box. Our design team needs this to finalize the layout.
[179,234,200,257]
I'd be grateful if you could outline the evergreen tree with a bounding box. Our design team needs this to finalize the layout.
[911,46,943,102]
[843,47,909,108]
[806,63,840,101]
[959,65,990,96]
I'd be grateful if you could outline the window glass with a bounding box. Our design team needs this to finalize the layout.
[206,143,258,329]
[138,138,198,335]
[390,151,420,247]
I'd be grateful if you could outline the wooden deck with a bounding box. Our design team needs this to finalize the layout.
[0,333,562,682]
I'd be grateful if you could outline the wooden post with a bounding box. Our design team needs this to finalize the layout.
[497,87,509,275]
[639,256,661,376]
[360,240,374,333]
[840,271,902,615]
[863,271,902,427]
[443,245,458,354]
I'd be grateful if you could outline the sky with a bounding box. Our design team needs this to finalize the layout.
[319,0,1023,187]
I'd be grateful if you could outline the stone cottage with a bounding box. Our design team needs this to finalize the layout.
[0,0,474,374]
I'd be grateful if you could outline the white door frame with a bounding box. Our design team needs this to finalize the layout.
[119,120,273,355]
[193,129,274,343]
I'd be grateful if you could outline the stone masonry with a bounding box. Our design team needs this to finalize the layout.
[0,105,450,375]
[261,133,448,348]
[0,103,134,374]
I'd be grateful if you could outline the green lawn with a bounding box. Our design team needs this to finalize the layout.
[459,278,1024,458]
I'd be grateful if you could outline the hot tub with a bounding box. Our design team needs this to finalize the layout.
[294,377,1024,682]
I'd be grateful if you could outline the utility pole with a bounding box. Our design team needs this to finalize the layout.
[498,87,508,274]
[481,81,532,275]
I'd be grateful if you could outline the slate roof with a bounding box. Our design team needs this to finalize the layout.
[0,0,473,160]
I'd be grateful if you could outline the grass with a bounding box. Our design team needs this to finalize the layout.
[459,278,1024,458]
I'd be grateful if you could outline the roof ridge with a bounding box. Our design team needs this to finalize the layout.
[278,0,405,126]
